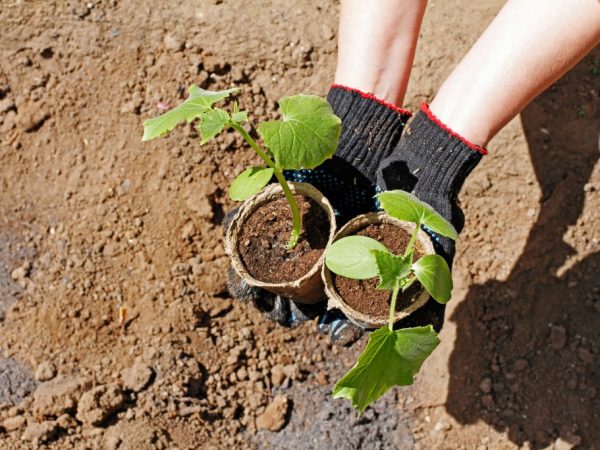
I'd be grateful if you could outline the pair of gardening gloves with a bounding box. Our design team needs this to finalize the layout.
[225,85,485,346]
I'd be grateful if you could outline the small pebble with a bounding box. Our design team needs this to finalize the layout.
[35,361,57,382]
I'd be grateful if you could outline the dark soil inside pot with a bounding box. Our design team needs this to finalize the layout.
[333,223,425,318]
[239,194,330,283]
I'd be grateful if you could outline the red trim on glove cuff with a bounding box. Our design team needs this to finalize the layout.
[330,83,413,118]
[420,103,488,155]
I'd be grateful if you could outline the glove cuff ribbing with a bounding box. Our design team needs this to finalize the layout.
[377,103,485,199]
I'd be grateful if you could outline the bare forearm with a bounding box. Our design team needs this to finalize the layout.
[430,0,600,147]
[334,0,427,106]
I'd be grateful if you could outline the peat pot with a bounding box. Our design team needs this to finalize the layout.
[225,182,336,304]
[322,211,435,329]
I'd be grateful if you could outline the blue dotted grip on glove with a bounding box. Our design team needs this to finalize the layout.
[283,165,378,225]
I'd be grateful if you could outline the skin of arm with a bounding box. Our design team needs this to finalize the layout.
[429,0,600,147]
[334,0,428,106]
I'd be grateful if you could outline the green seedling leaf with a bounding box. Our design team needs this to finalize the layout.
[372,250,412,291]
[257,94,341,170]
[229,167,274,201]
[142,86,239,141]
[412,254,453,303]
[199,108,230,144]
[333,325,440,414]
[231,110,248,124]
[377,191,457,240]
[326,236,389,280]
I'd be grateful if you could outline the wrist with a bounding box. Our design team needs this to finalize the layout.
[428,96,493,148]
[376,104,486,196]
[332,73,408,108]
[330,84,412,117]
[420,103,488,155]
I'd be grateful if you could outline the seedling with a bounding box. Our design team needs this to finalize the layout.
[325,190,457,413]
[142,85,341,248]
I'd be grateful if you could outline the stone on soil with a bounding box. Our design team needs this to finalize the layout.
[163,34,184,52]
[35,361,57,382]
[270,365,285,387]
[33,376,91,418]
[0,97,15,114]
[256,395,289,432]
[2,415,26,431]
[122,363,154,392]
[77,385,125,426]
[16,102,50,131]
[22,420,57,443]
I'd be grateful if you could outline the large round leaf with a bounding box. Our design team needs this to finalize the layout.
[257,95,341,170]
[325,236,389,280]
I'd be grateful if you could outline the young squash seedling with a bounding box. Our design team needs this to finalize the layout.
[142,85,341,248]
[325,190,457,413]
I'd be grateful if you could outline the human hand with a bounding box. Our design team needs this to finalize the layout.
[376,103,486,331]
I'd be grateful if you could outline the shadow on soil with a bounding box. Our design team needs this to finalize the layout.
[446,51,600,448]
[0,225,38,405]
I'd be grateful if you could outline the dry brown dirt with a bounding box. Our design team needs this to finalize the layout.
[1,1,599,449]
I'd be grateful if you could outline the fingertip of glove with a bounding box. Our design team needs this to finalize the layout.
[226,267,262,303]
[318,309,364,347]
[221,207,239,234]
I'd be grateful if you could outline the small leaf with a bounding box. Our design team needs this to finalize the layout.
[325,236,389,280]
[372,250,412,291]
[142,86,238,141]
[412,254,453,303]
[231,110,248,124]
[333,326,440,414]
[199,108,229,144]
[257,94,341,170]
[377,191,457,240]
[229,167,274,201]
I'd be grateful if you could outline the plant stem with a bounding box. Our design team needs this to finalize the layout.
[388,281,401,331]
[403,221,421,258]
[230,123,276,169]
[230,122,302,249]
[273,170,302,249]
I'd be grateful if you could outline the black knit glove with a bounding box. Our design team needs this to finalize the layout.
[225,85,411,344]
[284,85,411,224]
[376,103,485,331]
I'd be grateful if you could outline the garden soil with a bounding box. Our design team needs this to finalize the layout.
[1,1,599,449]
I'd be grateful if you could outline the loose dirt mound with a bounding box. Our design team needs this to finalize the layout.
[1,1,598,449]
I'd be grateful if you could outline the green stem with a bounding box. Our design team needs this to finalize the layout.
[274,169,302,249]
[403,220,421,258]
[230,122,302,249]
[388,281,401,331]
[230,123,276,169]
